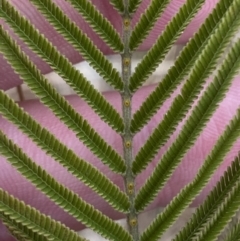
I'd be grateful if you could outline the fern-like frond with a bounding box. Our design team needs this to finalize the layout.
[0,26,126,174]
[130,0,240,134]
[129,0,205,93]
[0,133,132,241]
[128,0,142,15]
[132,11,240,174]
[28,0,123,91]
[109,0,124,14]
[0,189,87,241]
[134,39,240,212]
[140,107,240,241]
[2,215,40,241]
[173,155,240,241]
[0,90,130,213]
[195,185,240,241]
[65,0,123,52]
[0,0,124,133]
[129,0,170,51]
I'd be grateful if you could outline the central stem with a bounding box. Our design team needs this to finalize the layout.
[121,1,139,240]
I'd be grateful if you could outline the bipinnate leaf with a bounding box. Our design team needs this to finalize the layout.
[140,107,240,241]
[195,184,240,241]
[0,91,130,213]
[0,26,126,174]
[132,7,240,174]
[0,0,124,134]
[129,0,205,93]
[135,39,240,212]
[0,189,87,241]
[109,0,124,14]
[0,133,132,241]
[173,155,240,241]
[129,0,170,51]
[130,0,240,134]
[28,0,123,91]
[65,0,123,52]
[128,0,142,15]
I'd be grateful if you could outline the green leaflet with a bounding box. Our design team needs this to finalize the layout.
[218,220,240,241]
[128,0,142,15]
[109,0,125,14]
[0,189,87,241]
[130,0,240,134]
[0,133,132,241]
[173,155,240,241]
[28,0,123,91]
[0,27,126,174]
[129,0,170,51]
[65,0,123,52]
[132,4,240,175]
[0,0,124,134]
[140,106,240,241]
[195,185,240,241]
[129,0,205,93]
[0,90,129,213]
[3,219,32,241]
[134,39,240,212]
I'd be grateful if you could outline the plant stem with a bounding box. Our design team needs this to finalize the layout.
[121,1,139,240]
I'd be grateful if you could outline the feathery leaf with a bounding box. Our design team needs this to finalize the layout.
[135,39,240,212]
[128,0,142,15]
[129,0,170,51]
[2,218,33,241]
[0,0,124,133]
[0,90,130,213]
[29,0,123,91]
[130,0,240,134]
[0,189,88,241]
[0,133,132,241]
[65,0,123,52]
[173,155,240,241]
[195,184,240,241]
[132,9,240,174]
[129,0,205,93]
[3,215,45,241]
[0,26,126,174]
[140,107,240,241]
[109,0,125,14]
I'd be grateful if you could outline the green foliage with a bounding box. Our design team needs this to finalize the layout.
[132,3,240,174]
[129,0,205,93]
[0,0,240,240]
[29,0,124,91]
[0,0,124,133]
[0,26,126,174]
[109,0,125,14]
[65,0,124,52]
[128,0,142,15]
[140,104,240,241]
[0,189,87,241]
[135,39,240,212]
[130,0,240,133]
[218,218,240,241]
[0,90,129,212]
[173,155,240,241]
[129,0,170,51]
[0,132,131,241]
